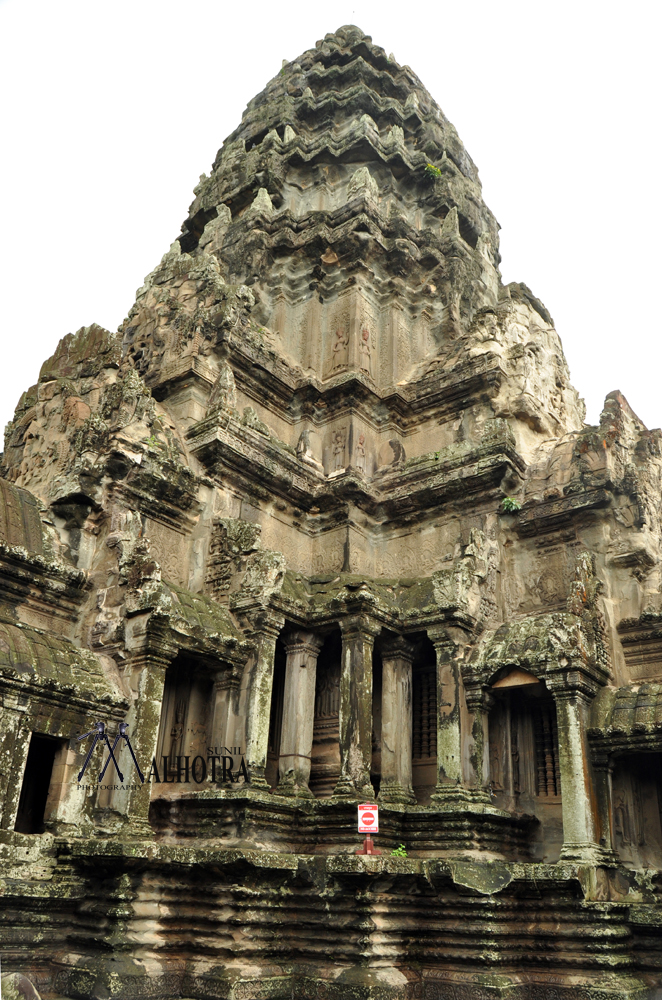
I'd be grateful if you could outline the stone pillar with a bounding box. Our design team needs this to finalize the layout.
[554,688,605,862]
[429,629,464,802]
[114,628,175,836]
[277,631,323,797]
[244,613,284,789]
[465,684,492,797]
[592,751,616,858]
[93,614,178,839]
[0,693,32,831]
[334,616,379,799]
[379,636,416,805]
[210,669,242,754]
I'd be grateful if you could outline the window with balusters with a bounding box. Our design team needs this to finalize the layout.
[489,683,561,802]
[412,663,437,802]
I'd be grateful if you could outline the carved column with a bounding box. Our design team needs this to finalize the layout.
[0,692,32,831]
[277,631,324,797]
[211,669,242,753]
[334,616,379,798]
[118,633,175,836]
[244,612,284,789]
[464,683,493,798]
[592,751,616,858]
[379,636,416,805]
[553,686,606,862]
[429,628,464,802]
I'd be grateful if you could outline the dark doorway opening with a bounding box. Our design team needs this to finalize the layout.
[266,638,286,789]
[412,636,437,804]
[612,752,662,869]
[488,676,563,861]
[310,631,341,798]
[15,733,61,834]
[371,646,382,797]
[155,653,214,783]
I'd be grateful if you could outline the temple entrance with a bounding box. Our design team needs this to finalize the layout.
[412,639,437,804]
[15,733,65,834]
[489,670,563,860]
[266,639,286,789]
[156,655,214,784]
[309,632,341,798]
[612,752,662,868]
[371,647,382,796]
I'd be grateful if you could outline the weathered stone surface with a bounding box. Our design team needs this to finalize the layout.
[0,23,661,1000]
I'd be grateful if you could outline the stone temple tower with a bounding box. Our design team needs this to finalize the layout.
[1,24,662,1000]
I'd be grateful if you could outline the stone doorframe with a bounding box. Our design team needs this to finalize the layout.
[120,611,249,828]
[465,610,613,863]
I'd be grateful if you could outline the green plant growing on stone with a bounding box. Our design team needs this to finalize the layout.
[500,497,521,513]
[390,844,408,857]
[424,162,442,181]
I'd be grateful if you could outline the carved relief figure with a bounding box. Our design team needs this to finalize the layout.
[355,433,366,473]
[296,429,323,477]
[207,361,236,413]
[632,776,646,846]
[388,439,406,466]
[332,429,346,471]
[168,696,187,770]
[205,517,261,600]
[359,326,371,374]
[474,311,499,345]
[332,328,349,368]
[510,713,520,794]
[521,344,539,397]
[489,737,504,792]
[315,667,340,719]
[312,546,345,574]
[479,532,500,621]
[296,429,310,460]
[614,788,633,845]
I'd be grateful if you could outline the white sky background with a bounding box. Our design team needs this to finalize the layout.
[0,0,660,438]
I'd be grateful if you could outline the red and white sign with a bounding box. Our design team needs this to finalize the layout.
[358,802,379,834]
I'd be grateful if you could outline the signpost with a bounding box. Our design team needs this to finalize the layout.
[356,802,381,855]
[358,802,379,833]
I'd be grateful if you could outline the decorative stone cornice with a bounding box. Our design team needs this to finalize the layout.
[187,403,522,519]
[463,682,493,714]
[239,606,285,642]
[339,614,381,641]
[282,630,324,657]
[513,489,612,538]
[545,674,602,702]
[380,635,415,662]
[427,624,474,652]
